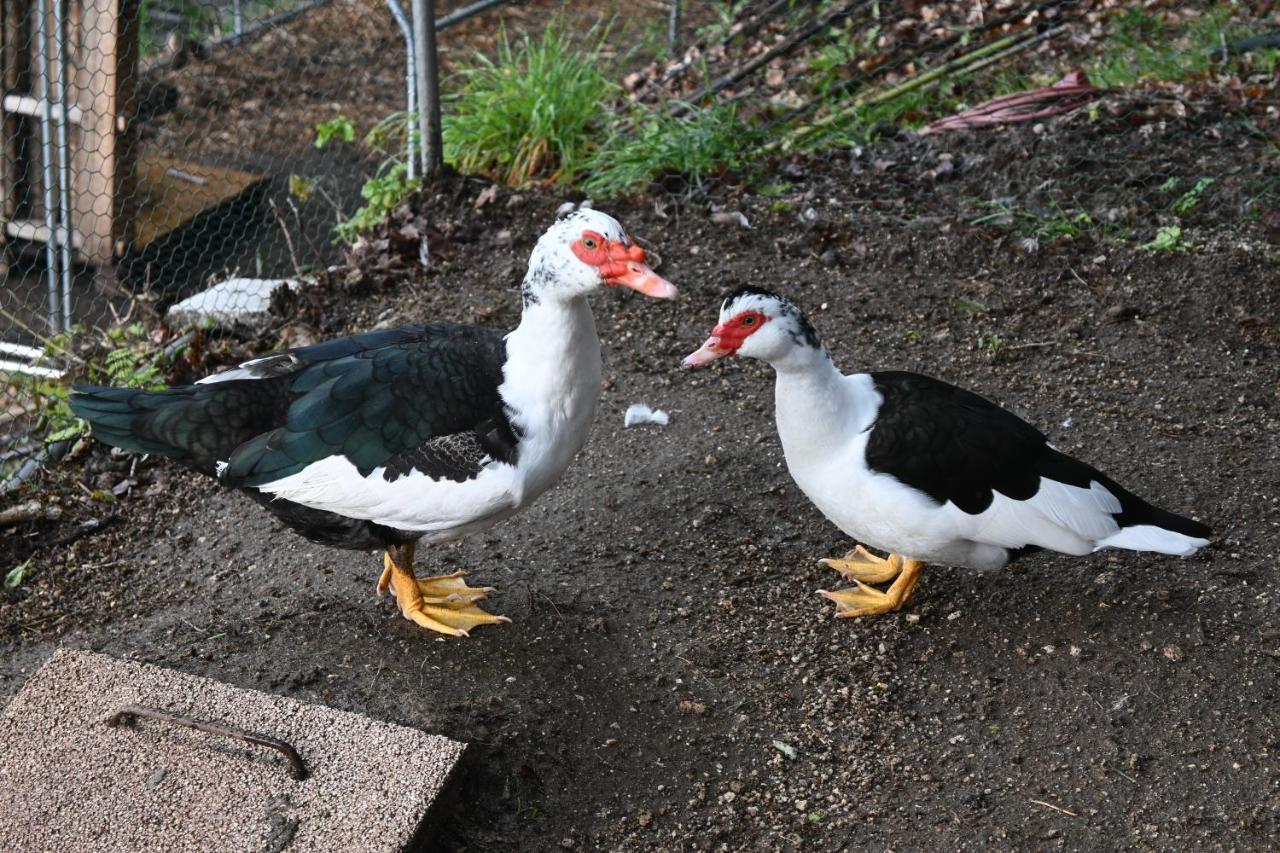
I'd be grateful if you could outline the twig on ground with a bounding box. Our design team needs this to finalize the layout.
[675,0,872,114]
[0,500,62,527]
[269,198,304,279]
[1024,794,1075,814]
[778,24,1067,152]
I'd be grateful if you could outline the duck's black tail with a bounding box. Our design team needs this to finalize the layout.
[69,381,286,476]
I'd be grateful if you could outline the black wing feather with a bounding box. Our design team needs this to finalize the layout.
[865,371,1211,539]
[71,323,517,487]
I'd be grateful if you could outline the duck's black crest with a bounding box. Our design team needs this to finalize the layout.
[723,286,821,349]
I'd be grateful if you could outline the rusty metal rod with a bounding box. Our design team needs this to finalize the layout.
[107,704,309,781]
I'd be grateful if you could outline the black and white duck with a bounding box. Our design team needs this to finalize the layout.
[71,209,677,636]
[683,287,1211,619]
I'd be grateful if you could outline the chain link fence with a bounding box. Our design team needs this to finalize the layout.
[2,0,1278,485]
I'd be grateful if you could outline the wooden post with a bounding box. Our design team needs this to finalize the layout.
[0,0,25,225]
[69,0,138,269]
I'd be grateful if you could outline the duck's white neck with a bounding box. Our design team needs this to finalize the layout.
[500,295,602,498]
[770,345,874,457]
[505,295,601,406]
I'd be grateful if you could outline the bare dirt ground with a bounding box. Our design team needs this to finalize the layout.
[4,94,1280,852]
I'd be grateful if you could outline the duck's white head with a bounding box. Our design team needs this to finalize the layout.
[682,287,823,368]
[523,209,678,305]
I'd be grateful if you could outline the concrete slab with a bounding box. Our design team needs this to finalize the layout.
[0,650,465,852]
[165,276,300,333]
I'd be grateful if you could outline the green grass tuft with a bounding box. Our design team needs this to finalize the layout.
[1088,6,1258,88]
[443,25,617,186]
[581,105,756,197]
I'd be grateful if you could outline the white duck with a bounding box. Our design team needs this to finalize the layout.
[683,287,1211,618]
[71,209,677,636]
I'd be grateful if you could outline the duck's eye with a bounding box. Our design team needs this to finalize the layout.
[582,236,599,250]
[741,315,756,326]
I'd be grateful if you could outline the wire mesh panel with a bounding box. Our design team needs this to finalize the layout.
[1,0,430,478]
[1,0,1278,480]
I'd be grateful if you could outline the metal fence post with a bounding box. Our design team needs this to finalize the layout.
[34,0,62,336]
[413,0,443,179]
[385,0,418,182]
[54,0,73,333]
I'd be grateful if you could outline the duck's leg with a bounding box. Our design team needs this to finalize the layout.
[818,545,904,584]
[376,542,511,636]
[817,555,925,618]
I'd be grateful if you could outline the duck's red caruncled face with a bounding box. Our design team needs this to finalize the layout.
[681,310,769,368]
[571,230,678,299]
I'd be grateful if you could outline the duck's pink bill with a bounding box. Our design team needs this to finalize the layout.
[604,259,679,299]
[682,336,731,369]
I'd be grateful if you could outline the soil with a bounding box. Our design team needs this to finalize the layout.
[4,97,1280,851]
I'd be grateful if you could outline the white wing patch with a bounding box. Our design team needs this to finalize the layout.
[1095,524,1208,556]
[196,353,303,385]
[256,453,520,534]
[961,477,1125,556]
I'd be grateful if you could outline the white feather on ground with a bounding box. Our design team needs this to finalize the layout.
[624,404,669,428]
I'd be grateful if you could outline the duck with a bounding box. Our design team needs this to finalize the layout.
[70,209,678,636]
[682,286,1211,619]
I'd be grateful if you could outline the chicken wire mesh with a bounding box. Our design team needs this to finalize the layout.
[1,0,1277,483]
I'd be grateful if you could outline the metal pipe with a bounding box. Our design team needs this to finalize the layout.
[384,0,418,182]
[54,0,73,333]
[413,0,442,178]
[233,0,243,36]
[436,0,509,31]
[34,0,61,335]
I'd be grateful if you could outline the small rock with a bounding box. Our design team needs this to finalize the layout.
[1162,644,1184,662]
[1102,304,1139,324]
[166,278,302,334]
[710,210,751,229]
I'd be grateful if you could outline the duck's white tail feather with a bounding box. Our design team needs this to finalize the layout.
[1094,524,1209,556]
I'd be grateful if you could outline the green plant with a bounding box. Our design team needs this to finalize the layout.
[581,104,754,196]
[443,24,616,186]
[809,18,879,99]
[363,112,419,158]
[314,115,357,148]
[979,331,1006,358]
[4,558,34,592]
[1140,224,1187,252]
[1171,177,1213,216]
[288,174,314,203]
[953,297,988,316]
[335,163,420,243]
[314,113,420,242]
[137,0,209,58]
[971,200,1093,242]
[1088,6,1250,88]
[696,0,749,44]
[21,322,169,445]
